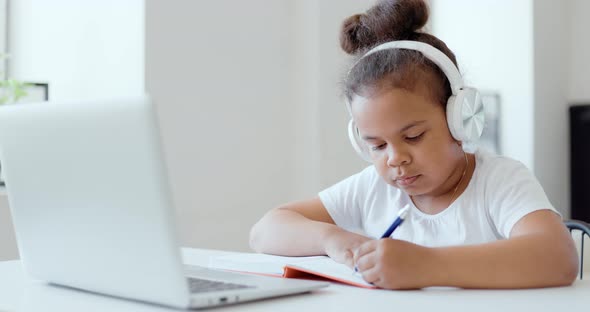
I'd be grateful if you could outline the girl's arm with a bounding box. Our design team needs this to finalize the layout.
[355,209,579,289]
[431,209,578,288]
[249,197,370,263]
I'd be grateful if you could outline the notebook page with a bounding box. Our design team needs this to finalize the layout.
[208,253,327,276]
[286,258,375,288]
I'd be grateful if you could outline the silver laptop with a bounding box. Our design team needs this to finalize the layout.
[0,96,328,309]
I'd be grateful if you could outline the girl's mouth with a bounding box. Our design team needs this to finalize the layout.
[396,175,420,186]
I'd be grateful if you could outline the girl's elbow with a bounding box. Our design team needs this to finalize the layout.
[553,266,578,287]
[552,246,579,286]
[248,221,264,253]
[248,209,278,253]
[560,253,580,285]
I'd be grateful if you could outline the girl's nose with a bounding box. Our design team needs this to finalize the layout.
[386,146,410,168]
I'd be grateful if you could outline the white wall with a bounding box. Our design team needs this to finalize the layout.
[569,0,590,102]
[315,1,373,188]
[145,0,373,251]
[0,0,7,77]
[291,0,379,197]
[146,0,295,251]
[290,0,322,199]
[291,0,375,193]
[532,0,571,217]
[430,0,535,169]
[8,0,144,101]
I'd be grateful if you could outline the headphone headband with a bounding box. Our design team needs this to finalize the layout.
[357,40,463,93]
[345,40,465,117]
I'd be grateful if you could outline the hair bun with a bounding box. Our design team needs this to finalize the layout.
[340,14,373,55]
[339,0,429,55]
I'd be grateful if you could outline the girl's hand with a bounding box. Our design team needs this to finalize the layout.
[353,238,434,289]
[323,228,372,268]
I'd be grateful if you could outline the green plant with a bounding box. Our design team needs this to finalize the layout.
[0,54,27,105]
[0,79,28,104]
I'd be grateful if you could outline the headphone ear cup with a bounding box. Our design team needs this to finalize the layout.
[348,120,372,162]
[446,94,464,142]
[446,88,485,145]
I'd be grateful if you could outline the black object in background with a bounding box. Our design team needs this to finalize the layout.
[570,104,590,223]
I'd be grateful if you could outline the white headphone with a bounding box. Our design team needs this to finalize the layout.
[346,40,485,162]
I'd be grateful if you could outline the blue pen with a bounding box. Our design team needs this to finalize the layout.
[380,204,410,238]
[354,204,410,273]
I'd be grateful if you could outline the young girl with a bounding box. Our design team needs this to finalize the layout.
[249,0,578,289]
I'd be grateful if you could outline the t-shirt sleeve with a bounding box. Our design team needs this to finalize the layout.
[485,158,559,238]
[318,166,376,233]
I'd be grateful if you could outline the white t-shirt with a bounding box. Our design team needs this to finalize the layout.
[318,149,557,247]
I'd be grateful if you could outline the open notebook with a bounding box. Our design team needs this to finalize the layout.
[208,253,376,289]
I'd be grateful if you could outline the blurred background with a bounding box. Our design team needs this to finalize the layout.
[0,0,588,261]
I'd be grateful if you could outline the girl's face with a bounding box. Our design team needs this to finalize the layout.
[351,86,463,197]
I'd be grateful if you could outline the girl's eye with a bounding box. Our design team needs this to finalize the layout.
[406,132,424,142]
[370,143,386,151]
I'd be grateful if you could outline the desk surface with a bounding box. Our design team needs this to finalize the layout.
[0,248,588,312]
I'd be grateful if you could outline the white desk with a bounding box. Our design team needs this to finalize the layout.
[0,248,588,312]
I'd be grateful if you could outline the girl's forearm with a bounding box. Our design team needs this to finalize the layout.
[249,208,340,256]
[428,234,578,288]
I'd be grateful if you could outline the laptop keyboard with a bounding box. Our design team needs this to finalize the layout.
[187,277,255,293]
